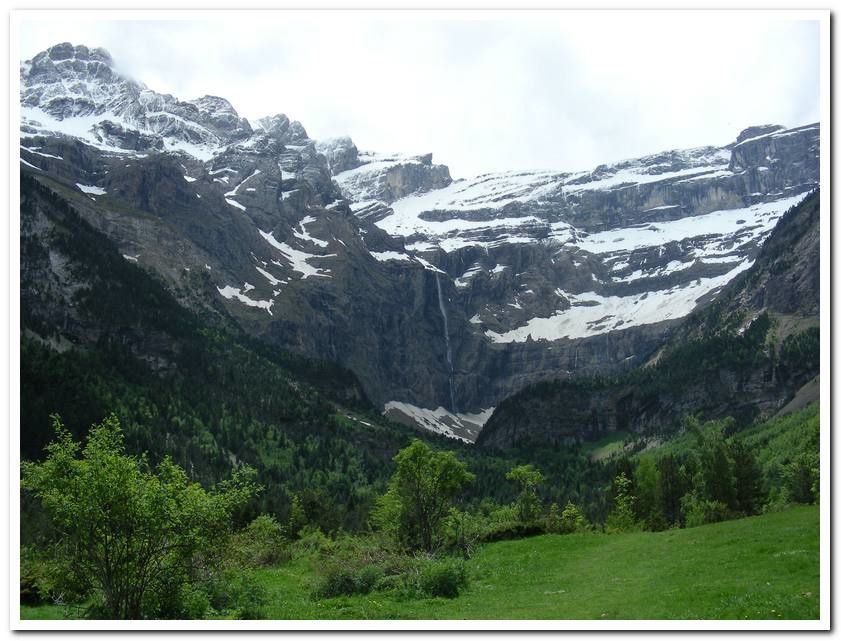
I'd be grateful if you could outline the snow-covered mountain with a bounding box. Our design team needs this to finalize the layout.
[19,43,821,443]
[333,122,817,344]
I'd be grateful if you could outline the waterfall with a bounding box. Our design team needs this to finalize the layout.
[435,273,458,413]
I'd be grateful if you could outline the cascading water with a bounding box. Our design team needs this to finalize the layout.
[435,273,458,413]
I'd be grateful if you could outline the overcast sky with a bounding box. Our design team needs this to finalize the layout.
[18,12,821,177]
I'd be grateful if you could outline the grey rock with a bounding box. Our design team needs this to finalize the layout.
[316,136,361,174]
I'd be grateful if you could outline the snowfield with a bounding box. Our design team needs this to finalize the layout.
[485,261,754,343]
[383,401,494,443]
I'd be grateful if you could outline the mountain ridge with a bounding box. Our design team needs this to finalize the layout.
[19,42,821,442]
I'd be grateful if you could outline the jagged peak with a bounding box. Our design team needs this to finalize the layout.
[735,124,786,144]
[22,41,130,93]
[191,95,238,114]
[25,42,118,78]
[40,42,113,65]
[255,114,309,144]
[257,114,290,134]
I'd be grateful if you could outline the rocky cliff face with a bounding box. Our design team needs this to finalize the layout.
[329,118,818,438]
[19,43,821,443]
[333,150,453,204]
[477,190,820,449]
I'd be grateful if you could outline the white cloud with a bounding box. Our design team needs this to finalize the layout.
[18,12,820,177]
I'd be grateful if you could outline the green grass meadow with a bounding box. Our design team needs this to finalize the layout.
[26,504,817,621]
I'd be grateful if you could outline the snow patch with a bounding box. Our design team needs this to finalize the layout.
[454,263,483,288]
[370,250,415,263]
[259,230,335,279]
[292,215,329,248]
[255,265,284,286]
[577,193,808,256]
[21,145,63,160]
[412,256,446,274]
[225,198,246,211]
[217,285,273,315]
[76,183,107,195]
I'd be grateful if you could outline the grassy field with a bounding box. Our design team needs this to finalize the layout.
[20,504,819,621]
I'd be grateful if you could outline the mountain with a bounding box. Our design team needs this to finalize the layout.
[476,190,820,449]
[19,43,821,442]
[19,171,605,524]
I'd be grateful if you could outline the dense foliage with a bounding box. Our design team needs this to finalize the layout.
[604,405,820,532]
[21,416,260,619]
[372,440,475,552]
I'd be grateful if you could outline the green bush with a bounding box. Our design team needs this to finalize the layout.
[310,534,411,599]
[469,503,532,542]
[21,415,260,619]
[313,562,385,599]
[234,514,290,567]
[605,473,639,533]
[681,493,731,528]
[442,508,484,558]
[20,546,53,606]
[205,569,268,619]
[782,451,819,504]
[290,525,335,558]
[506,464,544,524]
[552,502,592,534]
[418,557,468,599]
[373,440,475,552]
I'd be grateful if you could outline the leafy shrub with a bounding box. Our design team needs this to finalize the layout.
[204,569,268,619]
[310,533,410,599]
[469,503,537,542]
[313,563,384,599]
[762,487,793,513]
[681,492,730,528]
[20,546,53,605]
[309,534,468,601]
[21,415,259,619]
[549,502,592,534]
[605,473,639,533]
[373,440,474,552]
[418,557,468,599]
[287,495,307,539]
[506,464,544,524]
[442,508,484,558]
[782,451,819,504]
[290,525,335,559]
[172,583,213,620]
[234,514,290,567]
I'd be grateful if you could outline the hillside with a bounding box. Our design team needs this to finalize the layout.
[20,172,417,529]
[20,174,607,528]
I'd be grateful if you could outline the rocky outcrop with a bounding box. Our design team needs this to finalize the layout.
[316,136,361,174]
[333,150,452,203]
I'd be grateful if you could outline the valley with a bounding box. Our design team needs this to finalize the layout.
[17,37,823,624]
